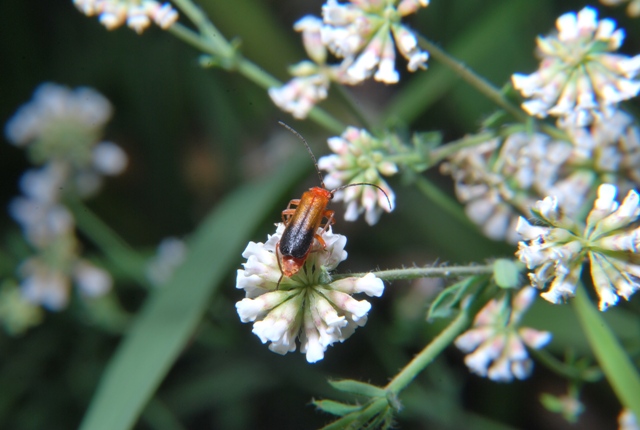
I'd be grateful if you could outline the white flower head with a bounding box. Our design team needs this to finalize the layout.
[5,83,127,198]
[73,0,178,33]
[455,287,552,382]
[235,224,384,363]
[441,132,575,243]
[512,7,640,127]
[73,260,113,297]
[269,69,330,119]
[5,83,112,160]
[320,0,429,84]
[517,184,640,311]
[146,237,188,286]
[318,127,396,225]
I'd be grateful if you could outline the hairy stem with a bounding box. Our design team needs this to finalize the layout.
[333,263,495,281]
[385,294,485,393]
[168,1,345,133]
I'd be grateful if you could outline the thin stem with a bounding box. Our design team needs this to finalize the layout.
[168,23,216,56]
[171,0,233,54]
[414,175,477,230]
[385,299,476,393]
[417,35,527,122]
[333,263,494,281]
[331,84,374,132]
[430,131,496,165]
[530,348,602,383]
[167,1,345,134]
[417,35,570,142]
[66,198,150,287]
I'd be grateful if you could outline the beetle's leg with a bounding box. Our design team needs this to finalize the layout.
[313,233,327,250]
[319,210,335,233]
[275,241,284,290]
[281,199,300,224]
[312,210,335,251]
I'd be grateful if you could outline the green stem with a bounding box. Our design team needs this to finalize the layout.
[168,1,345,134]
[430,131,496,165]
[170,0,234,54]
[417,35,527,122]
[66,198,149,287]
[530,348,602,383]
[332,84,374,132]
[417,35,569,142]
[414,175,476,230]
[334,263,494,281]
[385,300,476,393]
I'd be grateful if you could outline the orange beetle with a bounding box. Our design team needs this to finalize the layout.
[275,122,391,286]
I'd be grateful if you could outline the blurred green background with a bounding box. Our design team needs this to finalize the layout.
[1,0,639,429]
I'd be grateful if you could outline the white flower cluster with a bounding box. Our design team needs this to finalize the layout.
[5,83,127,310]
[512,7,640,127]
[236,224,384,363]
[455,287,552,382]
[73,0,178,33]
[517,184,640,311]
[442,111,640,243]
[270,0,429,118]
[318,127,397,225]
[145,237,188,286]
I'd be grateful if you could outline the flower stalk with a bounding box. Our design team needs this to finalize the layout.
[386,287,490,393]
[333,263,495,281]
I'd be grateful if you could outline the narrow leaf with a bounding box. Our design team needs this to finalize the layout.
[79,158,308,430]
[573,285,640,420]
[328,379,386,398]
[313,399,362,417]
[428,276,478,320]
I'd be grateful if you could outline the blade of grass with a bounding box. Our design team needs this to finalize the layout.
[78,157,309,430]
[573,284,640,419]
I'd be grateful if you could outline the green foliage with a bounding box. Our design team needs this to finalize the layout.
[1,0,639,429]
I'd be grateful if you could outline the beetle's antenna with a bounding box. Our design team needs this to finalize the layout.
[278,121,326,188]
[331,182,393,211]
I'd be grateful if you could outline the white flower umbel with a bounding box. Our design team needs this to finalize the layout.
[318,127,396,225]
[146,237,188,286]
[5,83,121,311]
[269,17,333,119]
[5,83,128,197]
[235,224,384,363]
[269,16,363,119]
[73,0,178,33]
[455,287,552,382]
[321,0,429,84]
[441,132,573,243]
[517,184,640,311]
[512,7,640,127]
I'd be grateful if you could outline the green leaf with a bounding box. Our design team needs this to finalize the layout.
[493,259,521,289]
[427,276,480,320]
[320,398,389,430]
[573,285,640,420]
[313,399,362,417]
[328,379,386,398]
[78,157,308,430]
[539,393,583,423]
